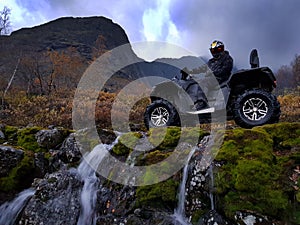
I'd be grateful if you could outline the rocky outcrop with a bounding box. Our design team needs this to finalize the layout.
[1,16,131,60]
[35,127,68,149]
[19,169,82,225]
[0,145,24,177]
[0,123,299,224]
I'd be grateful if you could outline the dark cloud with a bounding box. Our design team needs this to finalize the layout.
[170,0,300,69]
[8,0,300,70]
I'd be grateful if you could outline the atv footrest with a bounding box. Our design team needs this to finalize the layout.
[186,107,215,115]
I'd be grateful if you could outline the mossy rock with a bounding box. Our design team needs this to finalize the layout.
[216,128,274,163]
[148,126,208,151]
[17,126,45,152]
[112,132,142,156]
[136,178,179,209]
[253,122,300,150]
[215,123,300,219]
[0,151,35,192]
[2,125,18,145]
[136,150,172,166]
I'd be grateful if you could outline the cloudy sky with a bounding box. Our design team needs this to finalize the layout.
[1,0,300,70]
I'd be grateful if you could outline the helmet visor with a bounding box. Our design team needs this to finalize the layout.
[210,46,224,54]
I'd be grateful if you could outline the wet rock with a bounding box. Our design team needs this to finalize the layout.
[184,148,213,218]
[19,169,82,225]
[125,209,174,225]
[35,127,67,149]
[197,210,229,225]
[58,133,82,163]
[0,130,5,140]
[234,211,275,225]
[0,145,24,177]
[96,183,136,217]
[97,128,117,145]
[34,152,49,177]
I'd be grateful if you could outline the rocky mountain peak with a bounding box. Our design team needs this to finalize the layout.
[5,16,131,59]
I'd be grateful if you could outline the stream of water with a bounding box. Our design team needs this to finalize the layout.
[76,135,120,225]
[0,132,217,225]
[0,134,120,225]
[173,146,197,225]
[208,165,215,211]
[173,135,215,225]
[0,188,35,225]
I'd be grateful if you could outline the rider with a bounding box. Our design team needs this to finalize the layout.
[181,40,233,110]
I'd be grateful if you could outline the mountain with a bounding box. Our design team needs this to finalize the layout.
[0,16,207,93]
[1,16,131,60]
[0,16,142,93]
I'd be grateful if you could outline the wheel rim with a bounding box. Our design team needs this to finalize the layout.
[242,97,268,121]
[150,106,170,127]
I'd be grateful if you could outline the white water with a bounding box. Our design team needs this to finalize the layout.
[0,134,120,225]
[208,165,215,211]
[173,135,216,225]
[173,146,197,225]
[76,136,120,225]
[0,188,35,225]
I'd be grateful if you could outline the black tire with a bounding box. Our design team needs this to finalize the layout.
[144,99,180,129]
[233,89,280,128]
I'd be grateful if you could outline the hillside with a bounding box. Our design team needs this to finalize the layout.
[0,16,142,93]
[0,16,131,60]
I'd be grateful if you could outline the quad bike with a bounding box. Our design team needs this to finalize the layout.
[144,49,280,129]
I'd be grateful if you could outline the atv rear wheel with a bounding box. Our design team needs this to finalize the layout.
[144,99,180,129]
[233,89,280,128]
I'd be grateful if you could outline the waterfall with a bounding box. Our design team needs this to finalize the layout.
[173,134,216,225]
[76,135,120,225]
[0,133,120,225]
[0,188,35,225]
[208,165,215,211]
[173,146,197,225]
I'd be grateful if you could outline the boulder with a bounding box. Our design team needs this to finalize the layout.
[58,133,82,163]
[35,128,67,149]
[0,145,24,177]
[19,169,82,225]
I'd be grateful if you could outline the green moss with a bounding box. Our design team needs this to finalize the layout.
[0,152,35,192]
[136,150,172,166]
[17,126,45,152]
[3,125,18,144]
[148,127,208,151]
[148,127,181,150]
[112,132,142,156]
[215,125,296,218]
[216,128,274,163]
[136,178,179,209]
[254,122,300,150]
[190,209,209,224]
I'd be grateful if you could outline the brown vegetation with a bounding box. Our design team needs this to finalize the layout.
[0,87,299,130]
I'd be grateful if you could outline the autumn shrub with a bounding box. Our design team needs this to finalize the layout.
[1,88,298,130]
[278,92,300,122]
[0,90,73,128]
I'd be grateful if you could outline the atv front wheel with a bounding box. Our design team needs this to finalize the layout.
[233,89,280,128]
[144,99,180,129]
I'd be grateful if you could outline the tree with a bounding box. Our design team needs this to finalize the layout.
[92,35,108,59]
[18,53,49,95]
[291,54,300,87]
[47,47,86,92]
[276,65,294,89]
[0,6,11,35]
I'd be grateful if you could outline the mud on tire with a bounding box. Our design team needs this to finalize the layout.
[233,89,280,128]
[144,99,180,129]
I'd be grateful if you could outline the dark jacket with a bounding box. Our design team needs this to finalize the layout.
[189,51,233,84]
[207,50,233,84]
